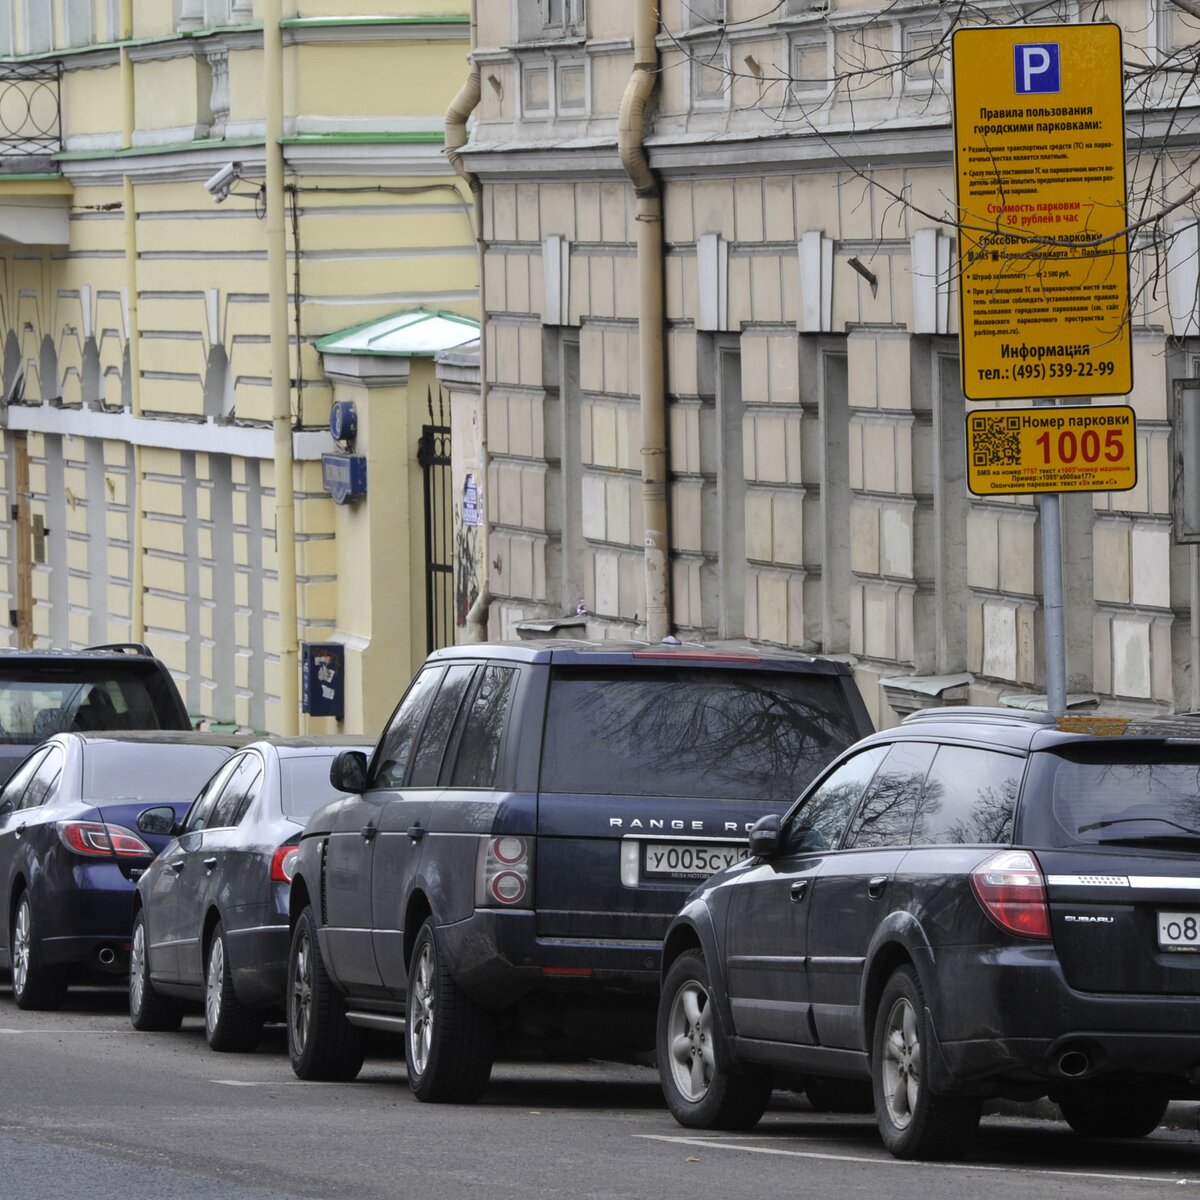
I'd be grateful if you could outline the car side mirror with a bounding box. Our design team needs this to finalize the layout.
[136,805,178,837]
[748,813,781,859]
[0,797,13,819]
[330,750,368,794]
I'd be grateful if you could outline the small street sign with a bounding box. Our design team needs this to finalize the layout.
[966,404,1137,495]
[952,24,1132,401]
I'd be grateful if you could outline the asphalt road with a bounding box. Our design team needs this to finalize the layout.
[3,984,1200,1200]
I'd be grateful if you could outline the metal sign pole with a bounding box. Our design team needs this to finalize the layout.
[1039,489,1067,716]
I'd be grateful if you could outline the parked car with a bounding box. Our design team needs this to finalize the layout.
[656,707,1200,1160]
[0,731,247,1009]
[283,639,872,1100]
[129,736,373,1050]
[0,643,193,785]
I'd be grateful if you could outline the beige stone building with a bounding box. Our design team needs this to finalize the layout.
[448,0,1200,726]
[0,1,478,735]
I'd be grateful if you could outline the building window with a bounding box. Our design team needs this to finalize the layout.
[686,0,725,28]
[23,0,51,53]
[902,26,946,90]
[0,0,12,54]
[65,0,92,47]
[105,0,120,41]
[516,0,585,43]
[790,35,831,100]
[1157,0,1200,57]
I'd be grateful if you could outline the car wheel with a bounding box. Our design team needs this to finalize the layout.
[10,891,67,1012]
[1057,1087,1168,1138]
[803,1074,875,1114]
[205,921,263,1053]
[406,918,495,1104]
[657,948,773,1131]
[871,965,981,1160]
[286,905,363,1082]
[129,909,183,1032]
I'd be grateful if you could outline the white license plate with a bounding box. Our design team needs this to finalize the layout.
[643,842,749,880]
[1157,911,1200,951]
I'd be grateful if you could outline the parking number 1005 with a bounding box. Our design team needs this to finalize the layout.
[1034,429,1125,465]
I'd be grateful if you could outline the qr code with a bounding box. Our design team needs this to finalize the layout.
[972,415,1021,467]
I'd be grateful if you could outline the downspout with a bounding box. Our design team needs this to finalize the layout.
[445,0,491,643]
[120,0,144,642]
[619,0,670,642]
[264,0,299,732]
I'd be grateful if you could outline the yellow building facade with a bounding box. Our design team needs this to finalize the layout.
[0,0,476,734]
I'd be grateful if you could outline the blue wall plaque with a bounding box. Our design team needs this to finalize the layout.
[322,452,367,505]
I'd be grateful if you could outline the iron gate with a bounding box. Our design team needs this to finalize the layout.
[417,387,454,654]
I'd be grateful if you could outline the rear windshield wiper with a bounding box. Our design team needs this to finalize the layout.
[1077,815,1200,836]
[1093,834,1200,850]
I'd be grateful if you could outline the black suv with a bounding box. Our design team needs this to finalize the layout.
[0,643,192,783]
[283,640,872,1101]
[657,707,1200,1160]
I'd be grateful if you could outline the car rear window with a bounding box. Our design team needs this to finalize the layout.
[540,666,861,801]
[0,666,185,743]
[281,754,369,821]
[1023,745,1200,846]
[83,743,233,802]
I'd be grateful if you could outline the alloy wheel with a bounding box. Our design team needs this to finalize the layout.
[12,898,31,998]
[409,942,435,1077]
[881,994,921,1130]
[290,927,312,1055]
[205,935,225,1034]
[130,920,148,1015]
[665,978,715,1103]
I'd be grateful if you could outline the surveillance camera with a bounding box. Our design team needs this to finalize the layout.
[204,161,242,202]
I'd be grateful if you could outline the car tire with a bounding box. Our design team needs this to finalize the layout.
[205,921,263,1053]
[129,909,184,1032]
[803,1074,875,1114]
[286,905,363,1082]
[871,965,981,1160]
[1057,1087,1168,1139]
[657,948,773,1131]
[10,891,68,1012]
[406,918,495,1104]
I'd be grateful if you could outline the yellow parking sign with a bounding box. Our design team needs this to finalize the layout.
[952,25,1132,401]
[966,405,1137,495]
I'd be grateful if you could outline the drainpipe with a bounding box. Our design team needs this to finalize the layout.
[445,0,491,643]
[264,0,299,732]
[120,0,144,642]
[618,0,670,642]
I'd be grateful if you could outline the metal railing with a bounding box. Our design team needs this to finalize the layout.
[0,61,62,162]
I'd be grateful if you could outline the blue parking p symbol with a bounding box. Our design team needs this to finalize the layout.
[1014,42,1060,94]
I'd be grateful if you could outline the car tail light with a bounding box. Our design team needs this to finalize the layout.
[271,843,301,884]
[476,835,531,907]
[970,849,1051,939]
[57,820,152,859]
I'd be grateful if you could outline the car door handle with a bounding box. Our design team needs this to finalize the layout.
[867,875,888,899]
[360,824,377,842]
[408,824,425,842]
[167,859,186,873]
[202,857,217,870]
[14,824,23,840]
[790,880,809,903]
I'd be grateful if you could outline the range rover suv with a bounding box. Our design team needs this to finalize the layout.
[283,639,872,1101]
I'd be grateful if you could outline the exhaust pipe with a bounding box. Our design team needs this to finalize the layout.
[1057,1048,1091,1077]
[97,947,116,966]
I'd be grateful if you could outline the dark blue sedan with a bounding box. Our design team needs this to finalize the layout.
[130,736,371,1051]
[0,731,247,1010]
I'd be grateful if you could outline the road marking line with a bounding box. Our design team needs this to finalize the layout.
[0,1028,118,1035]
[636,1134,1196,1185]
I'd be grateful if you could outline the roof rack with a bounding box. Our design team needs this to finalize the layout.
[900,706,1057,726]
[82,642,153,657]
